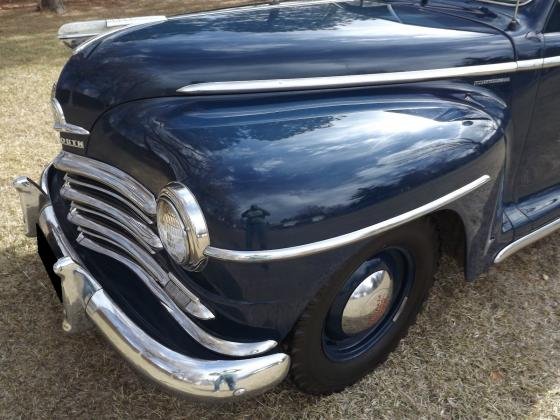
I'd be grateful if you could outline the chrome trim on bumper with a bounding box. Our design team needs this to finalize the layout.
[204,175,491,263]
[54,257,289,400]
[494,217,560,263]
[13,176,290,400]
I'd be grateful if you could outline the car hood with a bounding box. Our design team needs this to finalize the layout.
[56,0,514,129]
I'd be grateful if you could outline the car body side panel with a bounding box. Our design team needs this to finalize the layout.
[81,83,508,340]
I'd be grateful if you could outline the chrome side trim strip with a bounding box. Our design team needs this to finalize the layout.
[517,58,544,71]
[177,58,551,95]
[178,63,517,94]
[494,217,560,263]
[54,257,289,400]
[204,175,491,263]
[543,55,560,69]
[54,152,157,216]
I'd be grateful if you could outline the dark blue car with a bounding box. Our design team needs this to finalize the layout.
[13,0,560,400]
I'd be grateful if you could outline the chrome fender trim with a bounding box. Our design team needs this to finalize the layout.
[177,57,551,95]
[54,257,290,400]
[204,175,491,263]
[494,217,560,263]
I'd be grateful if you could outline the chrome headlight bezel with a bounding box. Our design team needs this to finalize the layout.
[156,182,209,271]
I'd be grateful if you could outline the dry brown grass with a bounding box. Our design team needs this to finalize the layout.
[1,2,560,418]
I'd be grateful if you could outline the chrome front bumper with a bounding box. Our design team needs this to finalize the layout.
[13,172,290,400]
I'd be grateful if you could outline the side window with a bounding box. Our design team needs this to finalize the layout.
[546,2,560,33]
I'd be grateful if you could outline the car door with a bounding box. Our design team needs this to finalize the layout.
[514,4,560,203]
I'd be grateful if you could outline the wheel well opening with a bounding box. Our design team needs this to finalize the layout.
[429,210,466,278]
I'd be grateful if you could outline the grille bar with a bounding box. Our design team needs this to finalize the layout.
[77,227,211,320]
[69,209,165,274]
[61,184,162,252]
[64,174,153,224]
[54,151,157,215]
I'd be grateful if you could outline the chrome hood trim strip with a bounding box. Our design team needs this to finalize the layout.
[204,175,491,263]
[177,58,551,95]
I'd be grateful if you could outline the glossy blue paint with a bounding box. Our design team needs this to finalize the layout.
[55,0,514,130]
[86,85,507,250]
[74,84,505,339]
[45,0,560,343]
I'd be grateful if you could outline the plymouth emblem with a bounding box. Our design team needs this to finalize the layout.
[60,137,85,149]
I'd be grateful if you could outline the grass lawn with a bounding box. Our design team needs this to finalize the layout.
[1,1,559,418]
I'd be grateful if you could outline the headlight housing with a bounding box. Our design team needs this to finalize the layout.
[156,182,209,271]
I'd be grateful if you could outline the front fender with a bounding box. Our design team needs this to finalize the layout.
[84,83,507,339]
[88,84,506,249]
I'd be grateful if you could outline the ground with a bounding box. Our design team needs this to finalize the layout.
[1,2,559,418]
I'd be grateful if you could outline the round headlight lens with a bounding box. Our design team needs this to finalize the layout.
[157,198,190,264]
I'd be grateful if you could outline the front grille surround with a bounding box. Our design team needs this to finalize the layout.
[51,151,279,357]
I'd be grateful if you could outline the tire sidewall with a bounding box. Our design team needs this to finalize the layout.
[290,219,437,392]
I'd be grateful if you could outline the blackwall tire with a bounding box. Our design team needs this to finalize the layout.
[289,218,439,395]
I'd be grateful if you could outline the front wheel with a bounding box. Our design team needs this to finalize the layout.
[289,218,438,395]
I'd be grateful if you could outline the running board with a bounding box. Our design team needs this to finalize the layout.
[494,217,560,263]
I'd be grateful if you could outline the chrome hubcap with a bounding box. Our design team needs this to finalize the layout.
[341,270,393,335]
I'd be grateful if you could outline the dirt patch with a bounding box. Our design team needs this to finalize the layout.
[1,2,559,418]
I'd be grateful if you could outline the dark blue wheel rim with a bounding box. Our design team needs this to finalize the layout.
[322,247,414,362]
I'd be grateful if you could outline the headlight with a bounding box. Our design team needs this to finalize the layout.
[157,182,209,271]
[157,198,189,264]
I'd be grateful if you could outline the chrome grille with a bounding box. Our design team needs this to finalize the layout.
[53,151,278,357]
[54,151,156,215]
[62,184,162,252]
